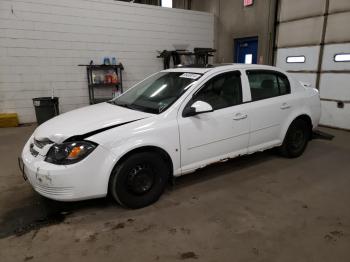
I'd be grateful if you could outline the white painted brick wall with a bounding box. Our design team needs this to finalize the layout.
[0,0,214,123]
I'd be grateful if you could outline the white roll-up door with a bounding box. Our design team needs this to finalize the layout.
[276,46,320,89]
[275,0,350,130]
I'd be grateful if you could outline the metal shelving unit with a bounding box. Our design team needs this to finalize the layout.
[80,64,124,104]
[157,48,216,69]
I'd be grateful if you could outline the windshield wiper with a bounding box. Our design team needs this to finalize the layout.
[116,103,135,110]
[115,103,148,113]
[108,100,132,109]
[112,101,158,114]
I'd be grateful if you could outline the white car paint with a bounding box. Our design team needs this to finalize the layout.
[21,64,321,201]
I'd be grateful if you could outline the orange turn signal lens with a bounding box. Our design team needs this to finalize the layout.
[68,146,82,159]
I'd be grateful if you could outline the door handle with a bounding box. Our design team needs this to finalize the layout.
[233,113,247,120]
[280,103,291,110]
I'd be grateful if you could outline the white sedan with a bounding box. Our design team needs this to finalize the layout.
[20,64,321,208]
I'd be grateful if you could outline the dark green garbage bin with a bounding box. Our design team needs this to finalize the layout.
[32,97,59,125]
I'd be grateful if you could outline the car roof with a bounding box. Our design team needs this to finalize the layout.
[162,64,284,75]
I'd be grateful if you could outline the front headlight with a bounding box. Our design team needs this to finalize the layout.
[45,141,97,165]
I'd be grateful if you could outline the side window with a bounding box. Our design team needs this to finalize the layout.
[247,70,290,101]
[191,72,242,110]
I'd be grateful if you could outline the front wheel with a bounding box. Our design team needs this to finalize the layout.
[109,152,169,209]
[279,119,311,158]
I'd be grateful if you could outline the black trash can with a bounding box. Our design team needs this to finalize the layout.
[32,97,59,125]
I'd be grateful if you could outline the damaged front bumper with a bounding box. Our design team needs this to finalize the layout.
[20,139,116,201]
[21,150,76,200]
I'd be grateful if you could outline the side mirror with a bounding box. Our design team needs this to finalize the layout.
[183,101,213,117]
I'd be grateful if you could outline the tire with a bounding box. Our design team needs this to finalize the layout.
[109,152,169,209]
[279,119,311,158]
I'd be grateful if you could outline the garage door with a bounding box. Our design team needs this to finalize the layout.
[275,0,350,130]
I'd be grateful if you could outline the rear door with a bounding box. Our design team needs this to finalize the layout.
[244,70,296,152]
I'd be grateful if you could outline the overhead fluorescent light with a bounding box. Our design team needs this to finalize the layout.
[150,84,167,97]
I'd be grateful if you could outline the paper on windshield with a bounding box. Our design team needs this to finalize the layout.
[179,73,201,80]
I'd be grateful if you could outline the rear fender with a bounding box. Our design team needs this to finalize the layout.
[280,108,313,142]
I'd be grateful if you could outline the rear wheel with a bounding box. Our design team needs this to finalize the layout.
[279,119,311,158]
[109,152,168,209]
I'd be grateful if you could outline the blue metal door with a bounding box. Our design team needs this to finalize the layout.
[234,37,258,64]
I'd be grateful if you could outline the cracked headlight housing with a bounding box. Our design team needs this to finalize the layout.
[45,141,97,165]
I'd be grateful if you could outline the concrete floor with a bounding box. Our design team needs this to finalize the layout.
[0,125,349,262]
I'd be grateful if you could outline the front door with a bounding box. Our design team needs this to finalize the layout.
[234,37,258,64]
[178,71,250,173]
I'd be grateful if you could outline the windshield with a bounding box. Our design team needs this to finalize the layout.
[110,72,202,114]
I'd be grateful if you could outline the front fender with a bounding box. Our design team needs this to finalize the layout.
[109,138,179,174]
[87,117,181,178]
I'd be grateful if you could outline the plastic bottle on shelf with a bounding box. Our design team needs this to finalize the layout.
[103,57,111,65]
[105,74,113,84]
[111,71,118,84]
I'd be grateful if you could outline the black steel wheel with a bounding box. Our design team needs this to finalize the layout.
[109,152,169,209]
[279,119,311,158]
[126,163,155,195]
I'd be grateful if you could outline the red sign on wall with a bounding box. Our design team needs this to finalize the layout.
[244,0,254,7]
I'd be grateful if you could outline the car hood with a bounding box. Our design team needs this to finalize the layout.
[34,102,153,143]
